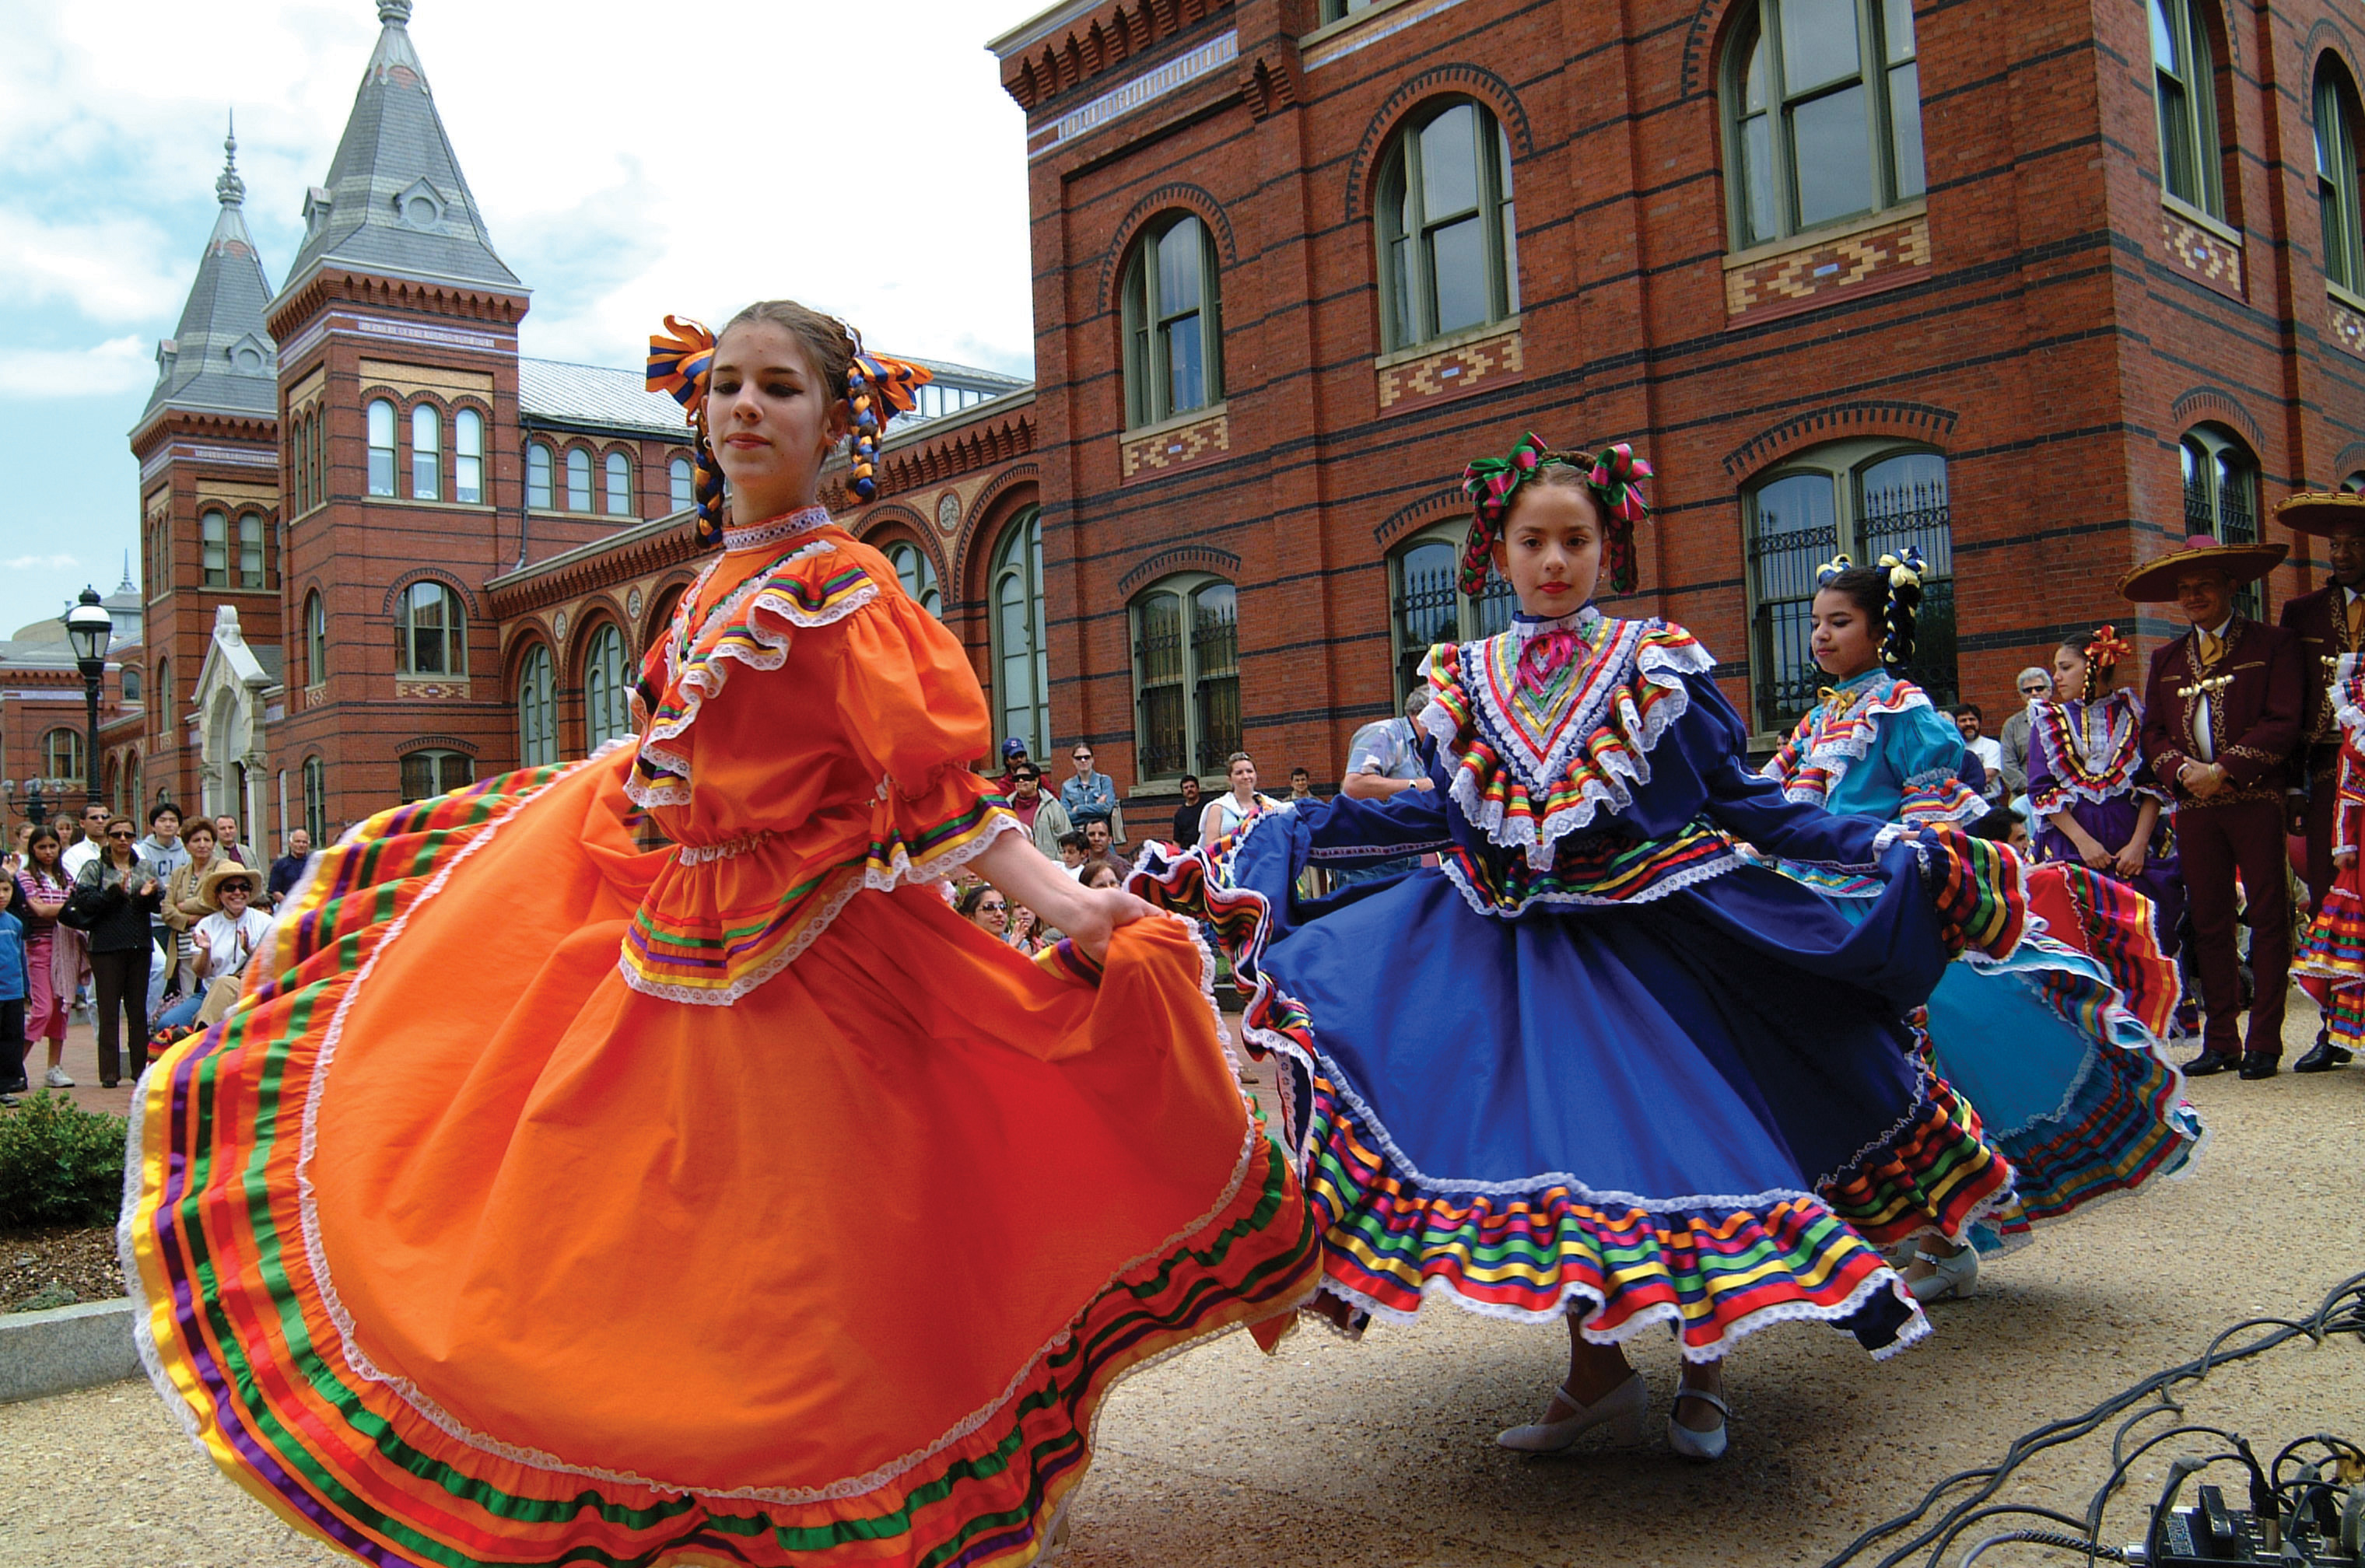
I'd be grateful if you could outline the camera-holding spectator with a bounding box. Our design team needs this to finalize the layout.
[1168,776,1204,850]
[1004,765,1073,859]
[268,828,315,912]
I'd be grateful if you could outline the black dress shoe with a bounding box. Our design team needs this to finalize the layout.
[2182,1050,2239,1076]
[2237,1053,2281,1080]
[2293,1039,2354,1073]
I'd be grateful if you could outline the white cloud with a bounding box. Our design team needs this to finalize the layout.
[0,334,151,397]
[0,212,186,321]
[2,554,79,571]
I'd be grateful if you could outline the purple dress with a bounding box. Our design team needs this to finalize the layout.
[2026,690,2185,951]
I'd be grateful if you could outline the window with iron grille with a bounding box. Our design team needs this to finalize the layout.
[1743,443,1955,735]
[1130,574,1241,781]
[1388,528,1516,702]
[2181,427,2262,620]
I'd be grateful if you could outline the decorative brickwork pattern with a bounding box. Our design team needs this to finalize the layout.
[1121,409,1230,479]
[2160,210,2244,297]
[393,678,471,701]
[2332,293,2365,359]
[1725,215,1931,318]
[1376,326,1522,411]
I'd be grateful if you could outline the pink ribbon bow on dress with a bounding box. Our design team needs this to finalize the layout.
[1519,627,1585,692]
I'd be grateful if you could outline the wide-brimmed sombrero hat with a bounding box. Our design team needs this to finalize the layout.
[2119,533,2289,602]
[196,862,261,911]
[2274,490,2365,537]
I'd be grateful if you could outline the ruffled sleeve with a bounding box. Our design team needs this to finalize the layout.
[1887,705,1987,828]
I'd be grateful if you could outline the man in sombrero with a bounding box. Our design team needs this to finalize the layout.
[2128,532,2303,1078]
[2276,489,2365,1072]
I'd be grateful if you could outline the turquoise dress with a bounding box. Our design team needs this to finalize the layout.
[1764,669,2205,1241]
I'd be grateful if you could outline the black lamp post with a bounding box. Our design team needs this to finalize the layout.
[65,586,113,810]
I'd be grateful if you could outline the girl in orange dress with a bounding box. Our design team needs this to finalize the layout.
[124,300,1319,1568]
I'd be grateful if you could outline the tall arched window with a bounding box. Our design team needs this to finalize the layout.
[309,412,324,509]
[411,404,440,499]
[289,418,308,514]
[303,755,328,842]
[990,509,1049,760]
[1388,527,1515,702]
[2318,62,2364,295]
[44,728,84,782]
[1130,575,1240,780]
[517,643,558,767]
[2152,0,2225,218]
[399,750,473,803]
[669,456,694,513]
[566,448,593,512]
[398,581,466,677]
[304,590,327,686]
[121,664,142,702]
[237,513,265,587]
[201,509,229,586]
[1120,214,1223,429]
[1743,443,1955,733]
[2181,426,2263,618]
[583,624,630,751]
[1375,99,1519,352]
[1723,0,1924,250]
[527,442,554,509]
[604,451,632,516]
[884,540,941,617]
[156,656,172,736]
[454,408,484,504]
[366,398,397,495]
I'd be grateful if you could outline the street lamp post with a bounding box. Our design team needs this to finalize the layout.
[65,586,114,810]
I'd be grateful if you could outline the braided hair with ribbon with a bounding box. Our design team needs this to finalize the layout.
[1813,546,1927,674]
[645,302,934,547]
[2080,623,2132,696]
[1457,432,1654,597]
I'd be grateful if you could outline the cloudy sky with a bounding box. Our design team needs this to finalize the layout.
[0,0,1048,639]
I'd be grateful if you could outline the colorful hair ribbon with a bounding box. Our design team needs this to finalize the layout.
[846,342,934,502]
[2083,622,2132,695]
[646,315,726,547]
[1456,432,1652,597]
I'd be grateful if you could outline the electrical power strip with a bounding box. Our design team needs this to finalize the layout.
[2125,1483,2365,1566]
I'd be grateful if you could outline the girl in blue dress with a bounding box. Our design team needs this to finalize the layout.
[1762,557,2204,1300]
[1137,435,2031,1463]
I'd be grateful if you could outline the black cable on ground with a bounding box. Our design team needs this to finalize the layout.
[1817,1272,2365,1568]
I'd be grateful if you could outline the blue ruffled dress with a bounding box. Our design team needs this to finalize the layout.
[1762,668,2204,1239]
[1134,609,2028,1362]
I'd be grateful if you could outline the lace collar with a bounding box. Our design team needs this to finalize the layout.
[722,504,832,553]
[1511,604,1603,642]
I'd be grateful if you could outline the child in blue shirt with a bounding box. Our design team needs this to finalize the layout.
[0,905,29,1100]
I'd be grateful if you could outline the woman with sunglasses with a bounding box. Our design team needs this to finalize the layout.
[1060,743,1122,845]
[70,814,163,1087]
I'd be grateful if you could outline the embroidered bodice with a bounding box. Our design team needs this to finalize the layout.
[2025,690,2164,815]
[1761,668,1985,829]
[613,517,1016,1004]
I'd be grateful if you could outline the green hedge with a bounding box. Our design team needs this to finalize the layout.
[0,1094,129,1231]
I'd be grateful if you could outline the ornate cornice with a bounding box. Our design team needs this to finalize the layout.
[1000,0,1235,114]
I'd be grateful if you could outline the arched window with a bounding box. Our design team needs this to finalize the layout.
[399,750,473,803]
[2181,427,2263,618]
[398,580,467,677]
[1130,575,1240,780]
[308,412,324,509]
[1742,443,1955,733]
[884,540,941,617]
[1388,527,1516,702]
[289,418,307,514]
[44,728,84,782]
[237,512,265,588]
[990,508,1050,760]
[454,408,484,504]
[566,447,593,512]
[582,623,631,751]
[1375,99,1519,352]
[303,755,328,842]
[201,508,229,586]
[669,456,694,513]
[2318,64,2365,295]
[366,398,396,495]
[2151,0,2225,219]
[1723,0,1924,250]
[1120,213,1224,428]
[156,656,172,735]
[304,590,327,686]
[517,643,558,767]
[411,403,440,500]
[527,442,554,509]
[604,450,632,516]
[2344,471,2365,494]
[121,664,142,702]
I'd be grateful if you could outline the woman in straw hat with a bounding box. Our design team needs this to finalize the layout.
[2126,531,2304,1077]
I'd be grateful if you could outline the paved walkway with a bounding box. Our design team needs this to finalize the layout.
[3,1011,2360,1567]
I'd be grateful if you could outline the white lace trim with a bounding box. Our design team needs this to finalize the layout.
[1435,621,1715,869]
[1762,675,1932,806]
[615,810,1023,1007]
[675,829,778,865]
[286,771,1258,1504]
[1433,846,1743,918]
[720,503,832,554]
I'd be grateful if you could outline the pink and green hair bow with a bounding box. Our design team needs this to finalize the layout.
[1457,432,1654,597]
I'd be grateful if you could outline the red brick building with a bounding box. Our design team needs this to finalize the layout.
[989,0,2365,822]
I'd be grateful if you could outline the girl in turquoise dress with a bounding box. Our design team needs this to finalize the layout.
[1764,555,2205,1299]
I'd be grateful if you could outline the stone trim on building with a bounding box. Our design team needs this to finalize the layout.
[1121,406,1230,479]
[1724,205,1931,321]
[1375,321,1522,411]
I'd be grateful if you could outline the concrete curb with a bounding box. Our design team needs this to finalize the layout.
[0,1297,139,1403]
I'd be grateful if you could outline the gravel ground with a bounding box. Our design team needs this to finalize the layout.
[2,1006,2358,1568]
[0,1228,120,1314]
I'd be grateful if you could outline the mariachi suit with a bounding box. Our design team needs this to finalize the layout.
[2139,617,2304,1059]
[2279,583,2365,912]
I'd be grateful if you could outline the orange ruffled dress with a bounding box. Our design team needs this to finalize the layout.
[124,508,1319,1568]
